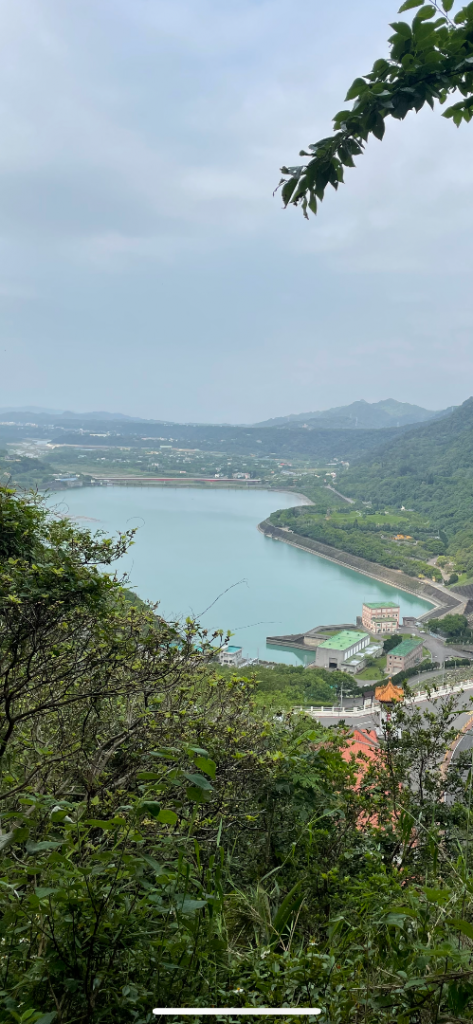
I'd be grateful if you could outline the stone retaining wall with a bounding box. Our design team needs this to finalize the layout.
[259,519,463,619]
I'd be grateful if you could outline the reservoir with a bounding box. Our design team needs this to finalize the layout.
[53,486,432,665]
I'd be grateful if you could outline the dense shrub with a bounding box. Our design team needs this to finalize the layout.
[3,489,473,1021]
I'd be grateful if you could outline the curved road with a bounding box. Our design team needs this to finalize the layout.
[304,683,473,731]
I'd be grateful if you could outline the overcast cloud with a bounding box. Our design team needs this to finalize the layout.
[0,0,472,422]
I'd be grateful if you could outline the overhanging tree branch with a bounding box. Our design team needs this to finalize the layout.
[277,0,473,217]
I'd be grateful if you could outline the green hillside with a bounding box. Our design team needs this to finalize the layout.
[342,398,473,535]
[338,398,473,578]
[270,399,473,582]
[255,398,446,429]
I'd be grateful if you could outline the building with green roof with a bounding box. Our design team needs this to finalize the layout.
[386,637,423,674]
[362,601,400,634]
[315,630,371,670]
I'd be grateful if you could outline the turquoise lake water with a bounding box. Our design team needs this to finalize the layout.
[52,486,432,665]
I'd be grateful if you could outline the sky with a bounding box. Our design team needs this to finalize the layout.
[0,0,473,423]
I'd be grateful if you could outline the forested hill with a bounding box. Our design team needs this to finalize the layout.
[342,397,473,538]
[14,421,410,461]
[255,397,447,430]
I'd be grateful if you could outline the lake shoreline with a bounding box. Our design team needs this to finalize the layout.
[48,486,436,663]
[52,482,315,505]
[257,519,464,620]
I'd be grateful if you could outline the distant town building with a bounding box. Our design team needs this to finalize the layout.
[362,602,400,634]
[315,630,371,671]
[53,475,81,487]
[218,645,244,667]
[386,638,423,674]
[232,472,250,480]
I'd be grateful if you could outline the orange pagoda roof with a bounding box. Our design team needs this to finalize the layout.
[375,680,404,703]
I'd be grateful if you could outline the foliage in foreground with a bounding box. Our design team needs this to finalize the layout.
[4,489,473,1021]
[278,0,473,217]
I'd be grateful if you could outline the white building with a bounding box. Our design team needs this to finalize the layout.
[218,645,244,667]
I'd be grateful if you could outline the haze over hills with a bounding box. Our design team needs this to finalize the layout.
[0,407,149,422]
[0,399,458,464]
[255,399,453,430]
[0,399,455,431]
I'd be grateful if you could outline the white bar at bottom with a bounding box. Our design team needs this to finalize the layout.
[153,1010,321,1016]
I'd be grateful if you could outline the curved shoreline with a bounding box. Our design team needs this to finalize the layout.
[257,519,464,620]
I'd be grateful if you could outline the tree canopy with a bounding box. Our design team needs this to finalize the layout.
[278,0,473,216]
[6,487,473,1021]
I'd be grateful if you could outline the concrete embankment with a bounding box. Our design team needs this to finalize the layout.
[258,519,464,620]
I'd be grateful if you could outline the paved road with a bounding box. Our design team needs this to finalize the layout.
[401,629,467,666]
[451,728,473,761]
[306,687,473,731]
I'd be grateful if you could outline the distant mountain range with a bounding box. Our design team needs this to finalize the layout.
[0,407,148,422]
[254,399,455,430]
[0,399,457,431]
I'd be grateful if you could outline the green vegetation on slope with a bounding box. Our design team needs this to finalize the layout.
[269,505,443,580]
[339,397,473,577]
[265,399,473,584]
[4,487,473,1020]
[218,662,361,709]
[428,612,473,640]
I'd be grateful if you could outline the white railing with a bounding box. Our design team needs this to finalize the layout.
[293,702,377,718]
[294,679,473,718]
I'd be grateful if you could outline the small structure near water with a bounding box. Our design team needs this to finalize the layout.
[218,645,243,667]
[315,630,371,671]
[362,601,400,634]
[267,622,383,674]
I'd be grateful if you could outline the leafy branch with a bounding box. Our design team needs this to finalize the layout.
[277,0,473,216]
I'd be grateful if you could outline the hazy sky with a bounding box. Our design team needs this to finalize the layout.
[1,0,472,423]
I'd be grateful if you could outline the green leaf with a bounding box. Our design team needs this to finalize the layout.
[141,854,164,873]
[35,1015,57,1024]
[150,746,180,759]
[83,819,124,831]
[186,786,211,803]
[187,746,209,756]
[413,4,436,19]
[26,840,62,853]
[424,887,450,905]
[281,178,298,206]
[137,771,161,781]
[385,906,420,921]
[35,887,57,899]
[194,756,216,780]
[442,0,454,8]
[0,832,14,852]
[345,78,368,101]
[140,801,161,818]
[157,808,178,826]
[390,20,413,36]
[449,918,473,941]
[398,0,423,9]
[178,898,207,915]
[371,113,386,140]
[272,882,304,937]
[183,771,213,791]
